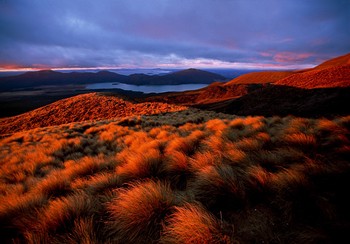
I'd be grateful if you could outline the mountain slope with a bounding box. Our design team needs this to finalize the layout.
[275,64,350,89]
[313,52,350,70]
[206,85,350,117]
[0,93,187,134]
[225,71,293,85]
[148,52,350,117]
[144,81,248,105]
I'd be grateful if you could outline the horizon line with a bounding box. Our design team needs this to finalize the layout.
[0,63,316,73]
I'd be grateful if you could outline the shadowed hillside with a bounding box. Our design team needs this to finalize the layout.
[1,112,350,243]
[200,85,350,118]
[145,82,248,105]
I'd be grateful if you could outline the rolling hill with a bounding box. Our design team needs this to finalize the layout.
[0,93,187,135]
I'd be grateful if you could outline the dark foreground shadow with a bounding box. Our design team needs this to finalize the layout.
[195,85,350,118]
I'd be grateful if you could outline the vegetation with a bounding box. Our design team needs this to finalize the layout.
[0,93,187,135]
[1,110,350,243]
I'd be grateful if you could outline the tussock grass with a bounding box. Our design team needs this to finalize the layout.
[161,203,232,243]
[0,111,350,242]
[106,180,178,243]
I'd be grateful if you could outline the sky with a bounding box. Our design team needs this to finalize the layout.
[0,0,349,71]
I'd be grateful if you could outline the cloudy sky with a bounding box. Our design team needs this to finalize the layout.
[0,0,349,70]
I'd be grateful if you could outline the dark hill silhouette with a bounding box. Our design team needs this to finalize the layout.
[0,70,127,91]
[124,69,226,85]
[0,68,225,91]
[162,68,226,84]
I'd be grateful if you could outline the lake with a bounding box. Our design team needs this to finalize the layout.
[85,83,208,93]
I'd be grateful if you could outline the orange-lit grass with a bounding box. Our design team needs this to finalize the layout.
[106,180,179,243]
[0,113,350,242]
[33,191,100,238]
[161,203,232,243]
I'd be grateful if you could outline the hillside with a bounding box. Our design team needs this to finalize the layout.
[0,93,187,135]
[313,53,350,70]
[1,111,350,243]
[225,71,293,85]
[145,53,350,117]
[275,65,350,89]
[207,85,350,117]
[145,82,248,105]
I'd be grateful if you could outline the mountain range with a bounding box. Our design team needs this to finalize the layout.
[0,68,226,92]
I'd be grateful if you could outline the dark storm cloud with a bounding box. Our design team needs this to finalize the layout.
[0,0,349,69]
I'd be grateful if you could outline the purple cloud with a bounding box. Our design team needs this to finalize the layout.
[0,0,349,69]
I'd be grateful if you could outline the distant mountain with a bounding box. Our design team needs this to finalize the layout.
[120,68,226,85]
[0,70,127,91]
[159,68,226,85]
[0,68,226,92]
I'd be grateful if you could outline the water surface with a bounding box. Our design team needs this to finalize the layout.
[86,83,208,93]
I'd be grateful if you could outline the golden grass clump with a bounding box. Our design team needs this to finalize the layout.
[34,191,100,234]
[106,180,178,243]
[161,203,232,243]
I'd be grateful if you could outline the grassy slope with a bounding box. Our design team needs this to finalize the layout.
[313,53,350,70]
[1,110,350,243]
[0,93,187,135]
[275,65,350,89]
[225,71,293,85]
